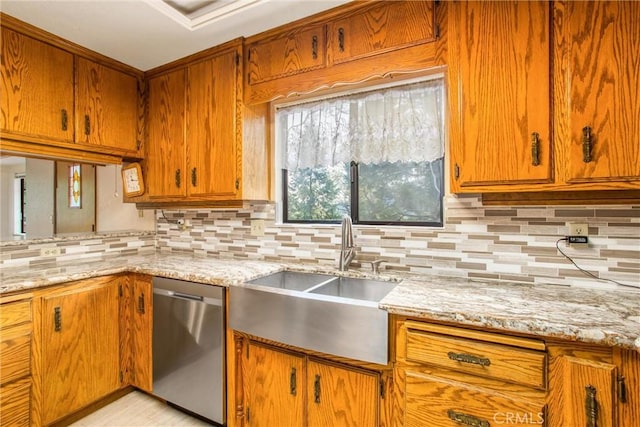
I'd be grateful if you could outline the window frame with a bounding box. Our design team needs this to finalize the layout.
[275,74,446,227]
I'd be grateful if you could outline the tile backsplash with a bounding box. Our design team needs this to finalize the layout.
[157,195,640,289]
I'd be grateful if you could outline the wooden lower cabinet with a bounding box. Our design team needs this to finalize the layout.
[130,274,153,392]
[240,340,381,427]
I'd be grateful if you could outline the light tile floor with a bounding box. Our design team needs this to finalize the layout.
[70,391,213,426]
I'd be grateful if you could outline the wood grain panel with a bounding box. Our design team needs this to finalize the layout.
[41,279,120,425]
[406,329,546,389]
[247,24,326,85]
[329,1,435,65]
[243,342,304,427]
[131,275,152,392]
[0,377,31,427]
[404,371,545,427]
[119,277,132,387]
[0,322,31,385]
[615,348,640,426]
[448,1,552,190]
[0,299,31,328]
[75,57,139,154]
[560,356,616,427]
[1,27,73,142]
[146,68,186,198]
[566,1,640,183]
[307,359,379,427]
[187,50,239,198]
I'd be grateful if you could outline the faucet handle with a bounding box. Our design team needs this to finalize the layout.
[368,259,386,274]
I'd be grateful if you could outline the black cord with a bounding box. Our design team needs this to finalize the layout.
[555,238,636,288]
[161,209,179,225]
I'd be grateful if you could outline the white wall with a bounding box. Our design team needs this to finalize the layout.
[0,158,26,239]
[96,165,155,232]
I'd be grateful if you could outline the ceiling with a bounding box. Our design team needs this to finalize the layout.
[1,0,351,71]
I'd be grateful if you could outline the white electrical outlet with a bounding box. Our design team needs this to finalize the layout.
[40,247,61,257]
[251,219,265,236]
[569,223,589,236]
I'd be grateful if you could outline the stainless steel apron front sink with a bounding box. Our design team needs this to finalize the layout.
[229,271,398,365]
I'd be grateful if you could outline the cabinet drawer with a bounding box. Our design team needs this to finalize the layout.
[0,322,32,385]
[405,371,546,427]
[406,327,546,389]
[0,377,31,427]
[0,300,31,328]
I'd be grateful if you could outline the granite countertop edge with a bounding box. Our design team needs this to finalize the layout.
[1,253,638,352]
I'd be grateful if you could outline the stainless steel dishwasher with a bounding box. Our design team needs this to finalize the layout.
[152,277,225,425]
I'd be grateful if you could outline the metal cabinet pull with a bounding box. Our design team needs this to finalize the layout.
[289,367,297,396]
[84,115,91,135]
[582,126,593,163]
[191,167,197,186]
[314,374,321,403]
[447,351,491,367]
[137,293,145,314]
[61,109,68,131]
[447,409,489,427]
[338,28,345,52]
[585,385,598,427]
[175,169,181,188]
[54,307,62,332]
[312,35,318,59]
[531,132,541,166]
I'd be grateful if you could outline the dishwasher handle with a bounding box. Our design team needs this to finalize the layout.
[154,287,223,306]
[173,291,203,301]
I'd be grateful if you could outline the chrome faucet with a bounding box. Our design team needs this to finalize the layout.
[338,214,356,271]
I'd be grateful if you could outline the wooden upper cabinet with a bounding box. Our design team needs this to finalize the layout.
[187,51,239,198]
[328,1,435,65]
[448,1,552,191]
[246,24,326,85]
[1,27,74,142]
[146,68,186,198]
[75,57,140,155]
[41,277,121,425]
[563,1,640,184]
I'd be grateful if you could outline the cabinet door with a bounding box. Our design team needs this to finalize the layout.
[131,275,152,392]
[616,349,640,427]
[565,1,640,183]
[247,24,325,85]
[41,278,121,425]
[243,342,304,427]
[558,356,617,427]
[1,27,73,142]
[75,57,139,154]
[187,51,239,198]
[146,69,186,198]
[329,1,435,65]
[448,1,552,191]
[307,359,379,427]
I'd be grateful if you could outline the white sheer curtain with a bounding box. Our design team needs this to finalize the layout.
[278,79,445,170]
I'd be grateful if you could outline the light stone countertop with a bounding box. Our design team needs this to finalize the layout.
[1,253,638,352]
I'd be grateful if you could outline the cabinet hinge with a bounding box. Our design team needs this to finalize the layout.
[435,24,441,39]
[380,379,385,399]
[235,179,240,190]
[246,407,250,422]
[119,284,123,297]
[120,371,124,383]
[247,49,251,61]
[454,163,460,180]
[136,140,142,151]
[618,375,627,403]
[236,52,240,66]
[246,344,249,359]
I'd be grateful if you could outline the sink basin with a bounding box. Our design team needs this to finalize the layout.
[230,271,398,365]
[247,271,334,291]
[309,277,397,302]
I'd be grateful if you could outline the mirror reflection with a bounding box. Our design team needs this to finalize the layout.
[0,156,154,241]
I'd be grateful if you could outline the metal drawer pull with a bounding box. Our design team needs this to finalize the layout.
[54,307,62,332]
[314,374,321,403]
[585,385,598,427]
[531,132,541,166]
[448,351,491,367]
[290,367,297,396]
[447,409,490,427]
[582,126,593,163]
[137,293,145,314]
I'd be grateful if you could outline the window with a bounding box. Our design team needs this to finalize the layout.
[277,78,445,226]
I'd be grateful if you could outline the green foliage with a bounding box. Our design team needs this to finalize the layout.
[286,165,349,221]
